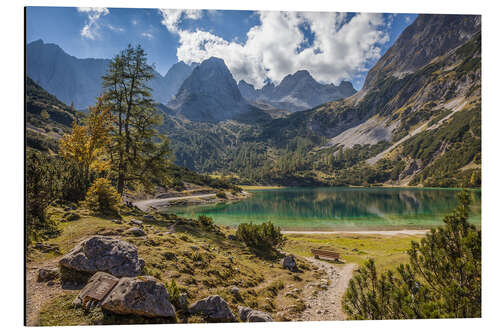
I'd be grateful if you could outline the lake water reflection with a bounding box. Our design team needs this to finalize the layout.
[168,187,481,231]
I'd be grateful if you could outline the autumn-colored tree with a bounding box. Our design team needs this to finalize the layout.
[59,96,112,183]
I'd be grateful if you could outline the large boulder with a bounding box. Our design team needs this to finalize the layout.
[282,255,298,272]
[238,306,273,322]
[59,236,144,282]
[74,272,119,310]
[189,295,235,322]
[101,276,176,318]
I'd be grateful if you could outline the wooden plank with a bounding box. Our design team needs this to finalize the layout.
[85,276,118,301]
[311,248,340,259]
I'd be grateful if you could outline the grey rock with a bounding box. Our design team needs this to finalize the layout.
[238,306,273,322]
[178,293,188,310]
[101,276,176,318]
[282,255,298,272]
[112,219,122,224]
[59,236,145,280]
[189,295,235,322]
[129,219,143,227]
[230,286,240,298]
[127,227,146,237]
[37,267,59,282]
[143,215,156,222]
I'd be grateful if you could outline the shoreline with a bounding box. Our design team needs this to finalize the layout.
[281,229,430,236]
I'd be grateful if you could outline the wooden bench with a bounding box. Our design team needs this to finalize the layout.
[311,248,340,261]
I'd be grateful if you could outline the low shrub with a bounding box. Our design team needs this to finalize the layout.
[216,190,227,199]
[166,280,181,306]
[84,178,121,214]
[198,215,215,228]
[236,221,285,252]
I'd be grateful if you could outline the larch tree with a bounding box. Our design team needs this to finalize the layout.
[59,96,112,185]
[101,44,171,195]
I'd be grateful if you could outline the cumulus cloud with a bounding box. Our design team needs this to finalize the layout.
[159,9,203,33]
[77,7,110,40]
[141,32,154,39]
[159,10,390,88]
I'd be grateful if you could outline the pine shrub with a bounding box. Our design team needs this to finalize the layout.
[342,190,481,319]
[236,221,285,252]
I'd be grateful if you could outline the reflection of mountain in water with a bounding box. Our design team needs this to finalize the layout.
[171,188,481,227]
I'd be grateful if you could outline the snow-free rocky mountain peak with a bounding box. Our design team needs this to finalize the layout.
[167,57,269,123]
[26,39,196,109]
[238,70,356,112]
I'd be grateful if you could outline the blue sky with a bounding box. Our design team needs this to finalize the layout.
[26,7,417,90]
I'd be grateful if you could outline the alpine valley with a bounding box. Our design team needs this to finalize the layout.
[26,14,481,188]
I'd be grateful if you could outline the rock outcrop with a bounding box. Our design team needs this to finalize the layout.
[59,236,144,282]
[101,276,176,318]
[238,306,273,322]
[188,295,235,322]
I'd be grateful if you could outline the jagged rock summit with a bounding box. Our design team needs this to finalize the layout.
[168,57,268,122]
[238,70,356,112]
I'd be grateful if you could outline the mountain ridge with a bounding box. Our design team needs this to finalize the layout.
[26,39,195,109]
[238,70,356,112]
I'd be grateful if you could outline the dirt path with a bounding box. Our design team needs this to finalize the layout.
[25,260,68,326]
[299,258,356,321]
[134,193,216,212]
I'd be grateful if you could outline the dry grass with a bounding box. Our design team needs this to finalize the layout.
[31,208,318,325]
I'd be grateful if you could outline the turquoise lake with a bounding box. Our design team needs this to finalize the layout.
[169,187,481,231]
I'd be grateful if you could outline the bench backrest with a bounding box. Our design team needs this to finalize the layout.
[311,248,340,259]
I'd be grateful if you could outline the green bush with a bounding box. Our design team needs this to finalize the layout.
[236,221,285,252]
[84,178,121,214]
[198,215,215,228]
[166,280,180,306]
[216,190,227,199]
[342,191,481,319]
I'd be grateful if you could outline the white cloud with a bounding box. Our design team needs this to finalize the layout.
[159,10,390,88]
[158,9,203,33]
[77,7,110,40]
[141,32,154,40]
[405,16,412,23]
[107,24,124,32]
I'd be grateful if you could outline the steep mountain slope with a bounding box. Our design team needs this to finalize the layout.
[162,61,198,101]
[162,14,481,188]
[253,14,481,187]
[362,14,481,91]
[26,40,191,108]
[26,76,81,152]
[238,70,356,112]
[167,57,270,123]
